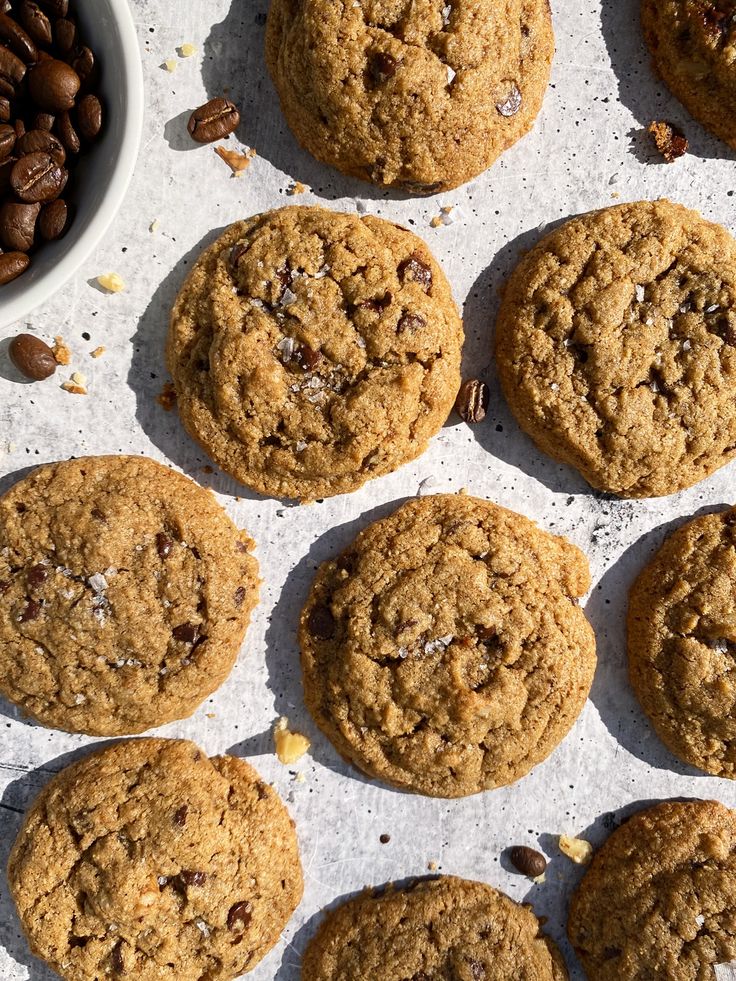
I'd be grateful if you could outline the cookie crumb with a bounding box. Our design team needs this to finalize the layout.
[61,380,87,395]
[287,181,308,195]
[648,120,688,163]
[274,717,311,764]
[294,771,307,784]
[178,43,197,58]
[163,58,177,72]
[533,872,546,884]
[214,145,256,175]
[97,272,125,293]
[149,218,160,233]
[559,834,593,865]
[156,382,177,411]
[91,346,106,359]
[52,336,71,366]
[427,860,438,871]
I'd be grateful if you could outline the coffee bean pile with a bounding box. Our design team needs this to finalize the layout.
[0,0,103,287]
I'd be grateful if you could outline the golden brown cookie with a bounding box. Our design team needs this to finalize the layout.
[642,0,736,150]
[628,505,736,776]
[8,738,303,981]
[568,799,736,980]
[302,876,568,980]
[495,199,736,497]
[265,0,554,193]
[0,455,258,735]
[167,206,463,501]
[299,493,596,798]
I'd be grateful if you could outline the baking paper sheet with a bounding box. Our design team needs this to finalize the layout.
[2,0,736,977]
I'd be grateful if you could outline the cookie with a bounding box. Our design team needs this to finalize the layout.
[8,738,303,981]
[568,799,736,979]
[302,875,568,980]
[265,0,554,193]
[0,455,259,735]
[495,199,736,497]
[628,505,736,776]
[642,0,736,151]
[168,206,463,501]
[299,493,595,798]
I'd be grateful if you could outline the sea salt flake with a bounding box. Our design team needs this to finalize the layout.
[277,336,297,361]
[88,573,108,593]
[194,919,210,938]
[281,287,297,307]
[442,4,452,26]
[446,65,456,85]
[682,339,692,351]
[706,304,720,313]
[635,284,645,302]
[295,440,307,452]
[397,646,409,659]
[73,693,86,705]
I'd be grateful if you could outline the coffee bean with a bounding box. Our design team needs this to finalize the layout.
[0,123,15,160]
[76,93,101,141]
[38,196,70,239]
[172,622,199,644]
[28,57,80,111]
[20,1,53,47]
[307,604,335,640]
[369,51,397,86]
[55,108,79,152]
[227,901,252,933]
[0,97,9,122]
[9,332,56,378]
[509,845,547,878]
[54,17,76,53]
[70,45,94,88]
[398,252,433,290]
[0,158,15,195]
[14,118,25,139]
[39,0,69,17]
[0,45,28,96]
[11,151,66,202]
[17,128,66,165]
[0,250,29,284]
[33,112,55,130]
[0,200,41,250]
[0,11,38,63]
[187,98,240,144]
[455,379,489,424]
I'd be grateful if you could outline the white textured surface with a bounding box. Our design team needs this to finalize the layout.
[1,1,736,979]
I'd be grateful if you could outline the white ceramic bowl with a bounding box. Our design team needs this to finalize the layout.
[0,0,144,329]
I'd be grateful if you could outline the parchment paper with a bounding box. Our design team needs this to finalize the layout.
[2,0,736,978]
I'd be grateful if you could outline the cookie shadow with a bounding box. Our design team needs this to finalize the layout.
[599,0,736,163]
[585,504,733,775]
[126,226,279,503]
[452,218,591,498]
[199,0,426,204]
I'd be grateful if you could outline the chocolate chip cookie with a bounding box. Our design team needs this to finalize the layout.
[8,738,303,981]
[302,875,568,980]
[168,206,463,501]
[0,455,259,735]
[642,0,736,151]
[299,493,596,798]
[568,799,736,979]
[265,0,554,193]
[495,200,736,497]
[628,505,736,776]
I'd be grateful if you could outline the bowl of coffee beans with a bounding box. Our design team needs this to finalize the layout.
[0,0,143,328]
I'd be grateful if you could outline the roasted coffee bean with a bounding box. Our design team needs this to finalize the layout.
[0,97,9,122]
[28,57,80,111]
[54,16,76,53]
[369,51,397,86]
[187,97,240,144]
[509,845,547,878]
[17,128,65,164]
[39,0,69,16]
[0,201,41,250]
[14,118,25,138]
[0,45,28,95]
[0,250,29,284]
[0,11,38,63]
[227,901,252,933]
[9,332,56,378]
[11,151,67,202]
[70,45,95,87]
[76,93,101,140]
[398,251,433,290]
[0,157,14,195]
[55,108,79,152]
[307,604,336,640]
[20,1,53,47]
[33,111,55,130]
[0,123,15,160]
[38,196,70,239]
[455,379,489,423]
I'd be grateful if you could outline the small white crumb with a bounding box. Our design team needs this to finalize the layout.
[417,475,437,497]
[97,272,125,293]
[287,181,308,195]
[294,771,307,784]
[559,834,593,864]
[91,346,106,359]
[635,284,645,302]
[533,872,546,884]
[149,218,160,233]
[71,371,87,387]
[178,43,197,58]
[274,716,311,764]
[163,58,177,73]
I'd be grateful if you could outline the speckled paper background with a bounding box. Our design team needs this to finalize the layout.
[1,1,736,978]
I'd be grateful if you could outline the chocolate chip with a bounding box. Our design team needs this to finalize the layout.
[110,939,124,973]
[229,243,248,270]
[397,311,426,333]
[172,622,199,644]
[648,120,688,163]
[68,935,90,949]
[0,251,30,284]
[307,604,335,640]
[187,97,240,144]
[234,586,246,606]
[603,946,622,960]
[358,292,393,313]
[156,532,173,558]
[236,541,250,554]
[509,845,547,877]
[180,870,206,886]
[468,961,486,980]
[0,579,10,594]
[9,333,56,379]
[227,901,253,932]
[28,57,80,111]
[26,563,48,588]
[90,507,106,521]
[368,51,397,86]
[19,598,41,621]
[496,82,522,116]
[396,179,445,194]
[398,252,432,290]
[455,379,489,424]
[294,342,320,371]
[173,804,188,826]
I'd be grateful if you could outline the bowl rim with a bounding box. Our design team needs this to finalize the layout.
[0,0,144,330]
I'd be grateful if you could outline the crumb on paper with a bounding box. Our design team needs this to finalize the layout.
[431,205,455,228]
[201,465,214,474]
[417,476,437,497]
[294,771,307,784]
[71,371,86,387]
[91,346,105,359]
[287,181,308,196]
[178,43,197,58]
[273,716,311,764]
[61,380,87,396]
[648,120,688,163]
[149,218,160,233]
[533,872,546,884]
[52,335,71,365]
[97,272,125,293]
[214,145,256,176]
[559,834,593,865]
[163,58,177,73]
[205,712,216,719]
[428,860,438,871]
[156,382,177,411]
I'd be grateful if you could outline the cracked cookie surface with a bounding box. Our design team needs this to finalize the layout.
[0,456,259,736]
[568,799,736,980]
[495,200,736,497]
[642,0,736,150]
[265,0,554,192]
[302,875,568,980]
[167,207,463,501]
[299,494,596,798]
[8,738,303,981]
[628,505,736,776]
